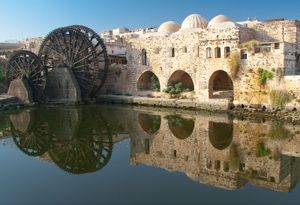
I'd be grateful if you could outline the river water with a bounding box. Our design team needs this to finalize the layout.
[0,105,299,205]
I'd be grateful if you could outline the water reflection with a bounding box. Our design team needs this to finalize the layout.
[1,105,300,193]
[9,107,113,174]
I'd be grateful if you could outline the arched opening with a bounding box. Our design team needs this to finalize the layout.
[137,71,160,91]
[167,70,194,92]
[215,47,221,58]
[209,122,233,150]
[206,47,212,58]
[167,115,194,139]
[138,113,161,134]
[142,49,147,65]
[209,70,233,99]
[224,47,231,58]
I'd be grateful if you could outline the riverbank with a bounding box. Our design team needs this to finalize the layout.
[1,93,300,124]
[96,95,300,124]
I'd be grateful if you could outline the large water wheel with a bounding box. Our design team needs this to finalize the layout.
[38,26,108,99]
[6,50,47,101]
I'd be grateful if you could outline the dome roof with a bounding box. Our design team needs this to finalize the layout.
[158,21,181,34]
[181,14,208,30]
[208,14,237,29]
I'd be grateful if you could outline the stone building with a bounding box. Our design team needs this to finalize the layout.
[101,14,300,110]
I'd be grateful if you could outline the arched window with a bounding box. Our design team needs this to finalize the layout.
[215,47,221,58]
[224,47,230,58]
[142,49,147,65]
[171,48,175,57]
[206,47,212,58]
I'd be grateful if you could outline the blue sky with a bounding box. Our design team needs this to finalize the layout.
[0,0,300,42]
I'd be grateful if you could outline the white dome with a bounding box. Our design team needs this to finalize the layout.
[208,14,237,29]
[181,14,208,30]
[158,21,181,34]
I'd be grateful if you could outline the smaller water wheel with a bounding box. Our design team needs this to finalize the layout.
[7,50,47,101]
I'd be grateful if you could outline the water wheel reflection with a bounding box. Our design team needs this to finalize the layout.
[9,107,113,174]
[10,110,50,156]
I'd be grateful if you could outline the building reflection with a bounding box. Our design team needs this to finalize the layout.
[1,105,300,192]
[131,108,300,192]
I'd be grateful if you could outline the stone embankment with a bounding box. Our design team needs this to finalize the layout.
[97,95,300,124]
[0,94,35,111]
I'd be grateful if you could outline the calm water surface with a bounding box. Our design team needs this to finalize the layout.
[0,105,299,205]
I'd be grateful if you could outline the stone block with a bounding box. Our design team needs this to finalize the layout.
[7,78,33,103]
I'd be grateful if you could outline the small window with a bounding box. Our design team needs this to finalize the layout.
[173,150,177,158]
[241,50,247,60]
[206,47,212,58]
[183,47,187,53]
[215,160,221,171]
[145,139,150,154]
[239,162,245,172]
[215,47,221,58]
[223,162,229,172]
[270,176,275,182]
[171,48,175,57]
[224,47,230,58]
[274,43,280,49]
[142,49,147,65]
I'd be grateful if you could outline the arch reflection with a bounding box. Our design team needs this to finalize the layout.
[9,106,113,174]
[166,115,194,139]
[138,113,161,134]
[209,121,233,150]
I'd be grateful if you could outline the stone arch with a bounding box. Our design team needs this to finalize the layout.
[167,70,194,90]
[209,122,233,150]
[137,71,160,91]
[167,115,194,139]
[209,70,233,99]
[138,113,161,134]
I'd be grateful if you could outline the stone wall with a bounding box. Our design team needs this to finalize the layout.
[100,19,300,110]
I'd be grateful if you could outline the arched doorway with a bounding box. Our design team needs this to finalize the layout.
[209,70,233,99]
[167,70,194,91]
[137,71,160,91]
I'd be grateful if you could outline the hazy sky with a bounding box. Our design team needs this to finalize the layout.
[0,0,300,42]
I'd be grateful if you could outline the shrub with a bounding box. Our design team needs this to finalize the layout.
[257,68,273,85]
[165,115,184,126]
[164,81,190,94]
[257,143,270,157]
[238,40,260,54]
[269,90,292,108]
[268,122,291,140]
[228,51,240,79]
[150,75,160,91]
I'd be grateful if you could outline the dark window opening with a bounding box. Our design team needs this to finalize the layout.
[274,43,280,49]
[224,47,230,58]
[142,49,147,65]
[241,50,247,59]
[171,48,175,57]
[215,47,221,58]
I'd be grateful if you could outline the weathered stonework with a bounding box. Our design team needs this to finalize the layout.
[7,78,33,103]
[100,17,300,110]
[44,67,81,103]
